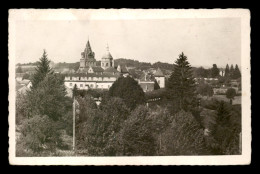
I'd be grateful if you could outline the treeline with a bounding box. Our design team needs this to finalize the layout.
[193,64,241,79]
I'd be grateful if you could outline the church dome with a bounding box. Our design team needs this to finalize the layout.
[102,52,113,59]
[102,44,113,59]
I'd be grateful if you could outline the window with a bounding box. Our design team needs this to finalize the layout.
[158,80,160,84]
[80,84,83,87]
[70,83,72,86]
[96,85,99,88]
[90,84,93,88]
[108,85,110,88]
[106,63,108,66]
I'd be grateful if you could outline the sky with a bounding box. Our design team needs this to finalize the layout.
[15,18,241,68]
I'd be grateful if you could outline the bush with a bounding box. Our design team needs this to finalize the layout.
[18,115,62,156]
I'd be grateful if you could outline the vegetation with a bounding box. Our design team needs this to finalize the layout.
[16,51,241,156]
[167,52,196,111]
[226,88,236,105]
[108,76,146,110]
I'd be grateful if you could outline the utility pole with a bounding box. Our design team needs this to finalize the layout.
[73,97,76,151]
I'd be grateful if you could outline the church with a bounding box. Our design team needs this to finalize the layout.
[64,39,165,92]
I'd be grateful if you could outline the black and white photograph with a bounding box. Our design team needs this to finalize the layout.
[8,9,251,165]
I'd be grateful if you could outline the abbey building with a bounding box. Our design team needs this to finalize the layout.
[64,39,165,92]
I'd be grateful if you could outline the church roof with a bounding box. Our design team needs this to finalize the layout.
[66,73,119,78]
[104,67,118,73]
[154,68,164,77]
[91,66,104,72]
[85,40,93,54]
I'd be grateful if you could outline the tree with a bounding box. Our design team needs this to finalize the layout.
[211,64,220,78]
[154,79,160,90]
[226,88,236,105]
[76,97,130,156]
[118,105,156,156]
[230,64,234,79]
[160,111,206,155]
[224,64,230,78]
[16,66,23,73]
[109,76,146,110]
[208,101,240,155]
[31,50,52,89]
[233,64,241,79]
[197,83,214,98]
[167,52,196,111]
[19,115,62,155]
[72,84,79,98]
[27,73,67,121]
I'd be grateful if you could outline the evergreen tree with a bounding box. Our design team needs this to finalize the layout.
[230,64,234,79]
[167,52,196,111]
[211,64,220,78]
[233,64,241,79]
[27,73,67,121]
[31,50,52,88]
[224,64,230,77]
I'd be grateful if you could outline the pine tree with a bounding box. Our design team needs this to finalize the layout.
[72,84,79,98]
[154,79,160,90]
[233,64,241,79]
[230,64,234,79]
[224,64,230,77]
[167,52,196,111]
[31,50,52,88]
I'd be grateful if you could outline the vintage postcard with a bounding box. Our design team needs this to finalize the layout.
[8,9,251,165]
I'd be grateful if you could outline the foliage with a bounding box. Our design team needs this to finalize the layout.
[194,66,209,78]
[16,66,23,73]
[196,83,214,98]
[167,52,196,111]
[211,64,220,78]
[118,105,157,156]
[160,110,207,155]
[226,88,236,104]
[154,79,160,90]
[233,64,241,79]
[208,101,241,154]
[27,73,67,121]
[16,93,29,125]
[31,50,52,89]
[224,64,230,77]
[109,76,146,110]
[76,97,130,155]
[19,115,63,155]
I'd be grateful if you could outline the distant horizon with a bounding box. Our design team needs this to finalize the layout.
[16,57,240,69]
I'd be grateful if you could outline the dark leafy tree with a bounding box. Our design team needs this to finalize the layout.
[226,88,236,105]
[109,76,145,110]
[118,105,156,156]
[160,111,207,155]
[197,83,214,98]
[19,115,62,155]
[167,52,196,111]
[31,50,53,89]
[211,64,220,78]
